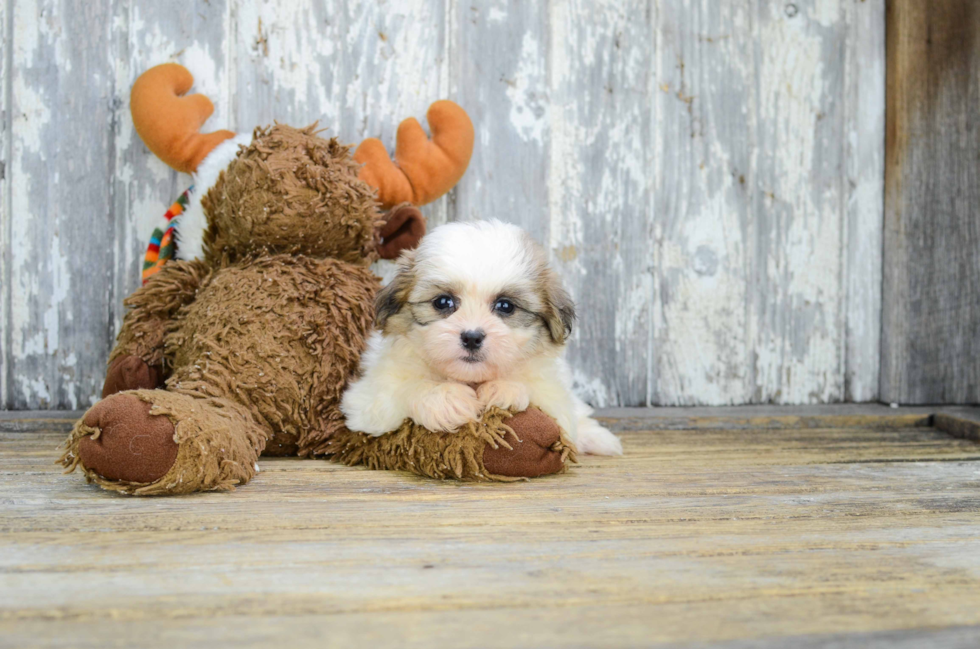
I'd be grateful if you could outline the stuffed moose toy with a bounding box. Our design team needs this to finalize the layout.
[60,64,574,495]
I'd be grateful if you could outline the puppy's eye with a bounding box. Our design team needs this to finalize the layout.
[433,295,456,312]
[494,299,515,315]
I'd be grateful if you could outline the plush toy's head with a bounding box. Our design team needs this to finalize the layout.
[130,63,473,266]
[201,124,380,265]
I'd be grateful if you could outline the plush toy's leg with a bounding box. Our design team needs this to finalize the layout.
[61,389,267,495]
[482,407,572,478]
[322,407,575,481]
[103,260,212,397]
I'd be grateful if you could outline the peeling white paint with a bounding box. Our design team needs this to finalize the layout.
[571,366,611,408]
[60,352,78,410]
[656,188,750,405]
[10,71,51,152]
[505,32,548,144]
[488,7,507,23]
[43,230,71,355]
[546,0,580,252]
[842,0,884,402]
[18,375,51,406]
[809,0,842,28]
[10,1,53,372]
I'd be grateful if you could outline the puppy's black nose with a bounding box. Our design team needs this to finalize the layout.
[460,330,485,351]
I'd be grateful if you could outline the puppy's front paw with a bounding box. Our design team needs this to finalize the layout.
[477,380,531,412]
[411,383,483,432]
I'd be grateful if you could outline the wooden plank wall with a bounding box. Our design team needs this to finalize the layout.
[0,0,885,410]
[882,0,980,405]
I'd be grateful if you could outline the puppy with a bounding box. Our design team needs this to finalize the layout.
[341,220,623,456]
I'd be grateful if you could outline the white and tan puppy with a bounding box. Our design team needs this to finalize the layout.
[341,220,623,456]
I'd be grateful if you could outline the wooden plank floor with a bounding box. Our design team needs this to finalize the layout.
[3,407,980,648]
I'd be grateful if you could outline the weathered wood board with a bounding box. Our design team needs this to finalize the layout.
[4,408,980,647]
[3,0,120,410]
[881,0,980,405]
[1,0,886,409]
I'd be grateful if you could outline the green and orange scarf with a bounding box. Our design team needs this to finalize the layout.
[142,187,192,284]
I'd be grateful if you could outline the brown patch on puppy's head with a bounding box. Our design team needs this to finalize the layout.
[201,123,383,265]
[375,249,417,334]
[537,265,576,345]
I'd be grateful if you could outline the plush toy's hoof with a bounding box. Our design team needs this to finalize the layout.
[102,355,162,398]
[77,394,178,483]
[484,407,566,478]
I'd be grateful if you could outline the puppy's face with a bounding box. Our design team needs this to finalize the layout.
[376,221,575,383]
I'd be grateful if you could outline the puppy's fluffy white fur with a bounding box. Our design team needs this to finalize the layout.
[341,220,622,456]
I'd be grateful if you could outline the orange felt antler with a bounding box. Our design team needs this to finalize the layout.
[355,101,474,209]
[130,63,235,174]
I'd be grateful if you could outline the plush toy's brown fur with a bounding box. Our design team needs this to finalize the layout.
[61,120,572,495]
[203,125,380,265]
[325,407,577,482]
[113,126,381,459]
[61,126,380,491]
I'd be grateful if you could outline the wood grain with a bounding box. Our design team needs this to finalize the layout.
[4,0,119,409]
[454,0,550,241]
[643,0,885,406]
[549,0,653,406]
[1,1,890,409]
[844,0,885,402]
[750,1,850,405]
[0,0,10,411]
[881,0,980,404]
[4,411,980,647]
[650,0,754,406]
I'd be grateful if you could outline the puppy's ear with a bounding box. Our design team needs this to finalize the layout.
[375,250,416,330]
[541,272,576,344]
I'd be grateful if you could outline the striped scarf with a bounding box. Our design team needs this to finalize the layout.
[142,186,193,284]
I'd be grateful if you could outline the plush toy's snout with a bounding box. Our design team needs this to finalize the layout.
[378,204,426,260]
